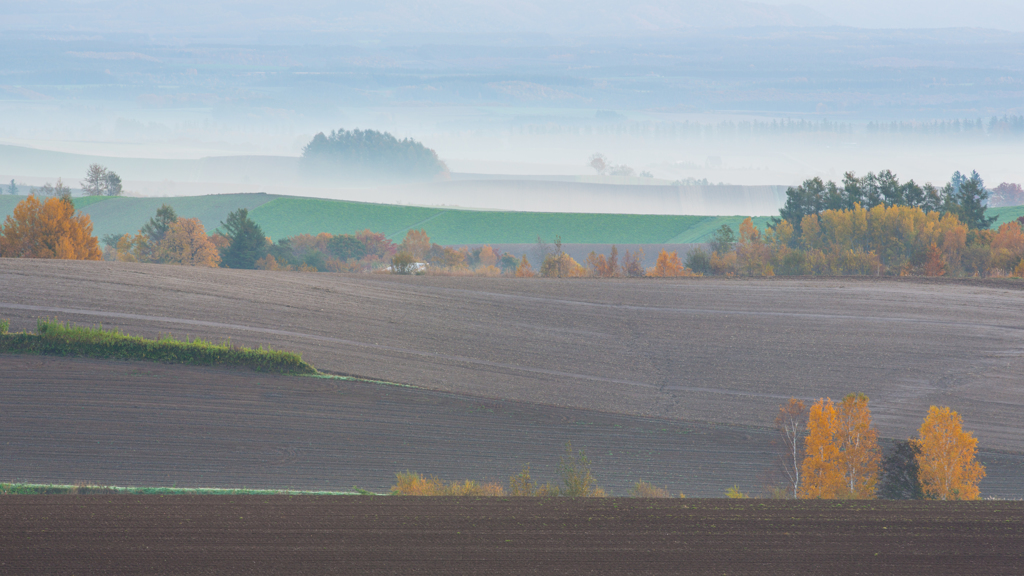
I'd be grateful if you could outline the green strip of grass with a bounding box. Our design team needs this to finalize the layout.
[0,319,316,374]
[0,483,379,496]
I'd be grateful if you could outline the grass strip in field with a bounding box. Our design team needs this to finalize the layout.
[0,483,377,496]
[0,319,316,374]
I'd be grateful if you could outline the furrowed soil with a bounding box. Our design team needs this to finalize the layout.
[1,496,1021,575]
[1,260,1023,496]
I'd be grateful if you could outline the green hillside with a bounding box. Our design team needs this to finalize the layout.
[0,193,1020,246]
[247,197,772,244]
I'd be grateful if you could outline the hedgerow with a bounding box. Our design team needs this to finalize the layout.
[0,318,316,374]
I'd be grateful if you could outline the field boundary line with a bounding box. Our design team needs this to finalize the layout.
[386,209,448,240]
[0,302,803,401]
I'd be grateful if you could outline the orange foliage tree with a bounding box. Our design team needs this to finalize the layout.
[0,195,101,260]
[399,229,431,261]
[478,245,498,267]
[647,249,696,277]
[800,393,881,499]
[585,246,619,277]
[914,406,986,500]
[157,218,221,267]
[515,254,535,277]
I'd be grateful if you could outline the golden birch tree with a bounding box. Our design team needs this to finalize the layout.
[914,406,985,500]
[800,394,881,499]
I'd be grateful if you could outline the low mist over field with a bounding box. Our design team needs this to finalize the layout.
[2,0,1024,211]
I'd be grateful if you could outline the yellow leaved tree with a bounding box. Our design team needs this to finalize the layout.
[914,406,985,500]
[800,393,881,499]
[647,249,697,277]
[0,195,101,260]
[157,218,221,267]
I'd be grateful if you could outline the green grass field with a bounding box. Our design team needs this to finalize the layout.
[0,483,375,496]
[247,196,777,245]
[0,318,316,374]
[0,192,1020,246]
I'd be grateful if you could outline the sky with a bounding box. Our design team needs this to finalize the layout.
[3,0,1024,35]
[759,0,1024,31]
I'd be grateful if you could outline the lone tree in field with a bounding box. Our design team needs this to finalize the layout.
[219,208,268,269]
[914,406,985,500]
[800,393,881,499]
[0,195,101,260]
[776,398,807,499]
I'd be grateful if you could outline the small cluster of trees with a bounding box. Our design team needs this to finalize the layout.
[107,205,221,267]
[775,396,985,500]
[258,229,398,272]
[301,128,449,182]
[81,164,123,197]
[689,206,1024,278]
[391,231,695,279]
[0,195,101,260]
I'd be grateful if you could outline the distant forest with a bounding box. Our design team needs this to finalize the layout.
[509,116,1024,141]
[301,129,449,182]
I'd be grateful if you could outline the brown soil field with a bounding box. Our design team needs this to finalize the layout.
[3,354,1023,497]
[2,496,1021,575]
[1,260,1022,495]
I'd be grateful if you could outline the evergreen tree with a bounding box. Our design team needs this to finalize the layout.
[877,440,924,500]
[219,208,268,269]
[945,170,996,230]
[141,204,178,243]
[7,179,17,195]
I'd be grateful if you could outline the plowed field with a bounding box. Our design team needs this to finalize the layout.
[3,354,1023,497]
[1,260,1023,496]
[2,496,1021,575]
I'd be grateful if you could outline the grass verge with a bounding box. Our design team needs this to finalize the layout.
[0,318,316,374]
[0,483,378,496]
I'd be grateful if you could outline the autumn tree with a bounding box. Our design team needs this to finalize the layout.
[515,254,535,277]
[541,252,585,278]
[158,218,220,267]
[800,394,881,499]
[621,248,645,277]
[115,233,154,263]
[478,245,498,268]
[0,195,101,260]
[648,249,694,277]
[391,251,416,274]
[399,229,431,261]
[775,398,807,498]
[914,406,985,500]
[219,208,268,269]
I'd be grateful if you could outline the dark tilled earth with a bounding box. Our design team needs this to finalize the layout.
[3,355,1023,497]
[1,496,1021,576]
[1,260,1022,496]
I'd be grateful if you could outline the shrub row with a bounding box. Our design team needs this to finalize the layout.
[0,318,317,374]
